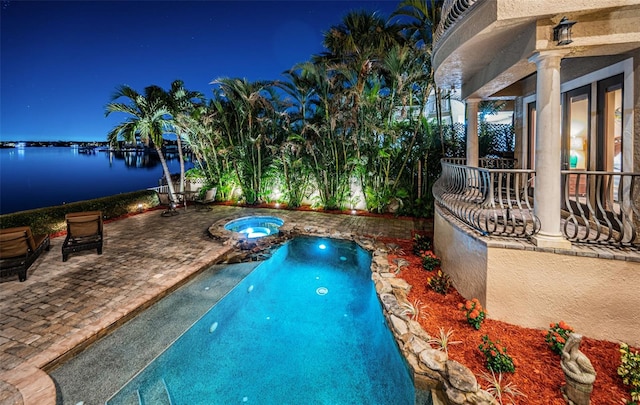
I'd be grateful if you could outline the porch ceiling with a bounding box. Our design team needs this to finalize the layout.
[433,1,640,100]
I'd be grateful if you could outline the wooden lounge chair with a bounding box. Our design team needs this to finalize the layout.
[0,226,51,282]
[62,211,104,262]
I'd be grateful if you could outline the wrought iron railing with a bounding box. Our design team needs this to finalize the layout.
[562,171,640,246]
[434,0,480,45]
[443,157,518,169]
[434,160,539,237]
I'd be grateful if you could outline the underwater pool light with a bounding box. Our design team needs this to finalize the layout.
[318,243,327,250]
[239,226,271,238]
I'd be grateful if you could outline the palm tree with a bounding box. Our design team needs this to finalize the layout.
[291,60,355,210]
[318,9,404,134]
[209,78,275,204]
[316,10,409,211]
[105,84,177,201]
[392,0,446,150]
[165,80,204,193]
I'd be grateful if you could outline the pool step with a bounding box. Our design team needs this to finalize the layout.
[139,378,173,405]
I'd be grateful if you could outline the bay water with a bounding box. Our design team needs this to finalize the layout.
[0,147,194,215]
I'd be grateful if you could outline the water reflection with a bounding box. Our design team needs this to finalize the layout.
[0,147,194,214]
[106,149,193,169]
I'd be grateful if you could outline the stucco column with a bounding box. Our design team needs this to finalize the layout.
[465,98,481,167]
[529,50,571,249]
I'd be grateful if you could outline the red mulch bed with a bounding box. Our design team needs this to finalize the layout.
[214,201,421,221]
[383,237,633,404]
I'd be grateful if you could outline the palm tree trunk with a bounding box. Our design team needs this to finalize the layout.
[155,144,177,202]
[176,134,185,193]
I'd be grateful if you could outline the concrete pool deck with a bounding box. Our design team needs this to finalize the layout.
[0,205,427,405]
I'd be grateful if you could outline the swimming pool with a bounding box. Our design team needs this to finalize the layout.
[106,236,414,404]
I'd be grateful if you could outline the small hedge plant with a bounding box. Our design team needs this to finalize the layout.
[544,321,574,355]
[458,298,486,330]
[427,269,451,295]
[412,233,432,255]
[479,335,516,373]
[421,252,441,271]
[618,343,640,403]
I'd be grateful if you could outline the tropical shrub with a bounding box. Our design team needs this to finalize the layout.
[618,343,640,402]
[427,270,451,295]
[545,321,574,355]
[399,196,434,218]
[458,298,486,330]
[412,233,432,255]
[479,335,516,373]
[421,251,441,271]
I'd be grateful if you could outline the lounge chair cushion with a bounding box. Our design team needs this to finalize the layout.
[0,226,47,254]
[62,211,104,261]
[65,212,102,238]
[0,226,51,281]
[0,229,31,258]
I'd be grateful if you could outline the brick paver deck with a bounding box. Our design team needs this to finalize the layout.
[0,206,425,405]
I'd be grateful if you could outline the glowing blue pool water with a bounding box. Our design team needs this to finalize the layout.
[107,237,414,404]
[224,216,284,238]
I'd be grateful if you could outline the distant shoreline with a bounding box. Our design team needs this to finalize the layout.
[0,141,109,148]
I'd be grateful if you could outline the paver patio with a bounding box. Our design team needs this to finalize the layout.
[0,206,427,405]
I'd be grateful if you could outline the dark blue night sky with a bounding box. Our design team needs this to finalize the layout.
[1,0,398,142]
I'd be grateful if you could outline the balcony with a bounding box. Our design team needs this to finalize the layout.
[433,159,640,249]
[432,158,640,346]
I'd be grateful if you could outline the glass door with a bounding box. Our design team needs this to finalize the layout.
[561,85,591,212]
[562,86,590,172]
[597,74,623,200]
[596,74,624,229]
[527,102,536,170]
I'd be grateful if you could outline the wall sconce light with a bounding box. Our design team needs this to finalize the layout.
[553,17,576,46]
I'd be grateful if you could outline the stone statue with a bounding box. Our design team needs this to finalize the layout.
[560,333,596,405]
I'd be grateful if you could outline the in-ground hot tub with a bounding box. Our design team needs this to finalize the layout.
[223,216,284,239]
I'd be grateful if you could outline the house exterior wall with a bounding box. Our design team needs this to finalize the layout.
[435,208,640,347]
[434,209,488,304]
[434,1,640,348]
[634,50,640,172]
[486,248,640,347]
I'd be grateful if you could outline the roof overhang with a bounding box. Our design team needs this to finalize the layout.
[432,1,640,100]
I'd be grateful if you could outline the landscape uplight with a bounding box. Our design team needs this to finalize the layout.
[553,17,576,46]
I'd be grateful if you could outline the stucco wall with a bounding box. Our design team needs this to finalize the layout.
[634,49,640,173]
[486,248,640,347]
[435,209,640,347]
[434,209,488,305]
[560,55,629,84]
